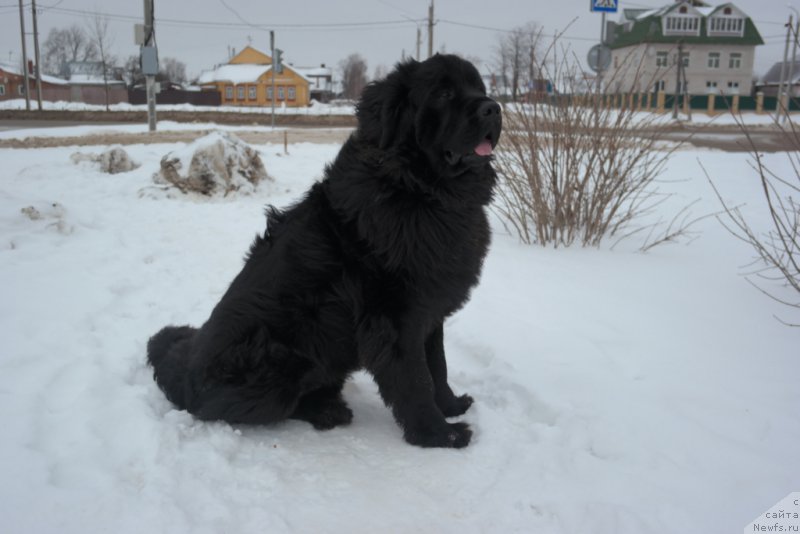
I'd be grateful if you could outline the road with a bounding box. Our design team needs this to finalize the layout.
[0,117,795,153]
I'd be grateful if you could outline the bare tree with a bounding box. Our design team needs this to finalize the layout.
[41,25,98,77]
[122,55,187,89]
[87,13,116,111]
[494,22,542,102]
[161,57,187,85]
[339,53,368,100]
[122,55,142,89]
[373,64,388,82]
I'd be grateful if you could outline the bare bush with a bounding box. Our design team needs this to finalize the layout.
[705,117,800,325]
[493,39,695,249]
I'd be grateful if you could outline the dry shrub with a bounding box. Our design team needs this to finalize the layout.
[492,41,694,249]
[705,116,800,325]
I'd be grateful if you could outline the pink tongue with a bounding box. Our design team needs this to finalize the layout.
[474,139,493,156]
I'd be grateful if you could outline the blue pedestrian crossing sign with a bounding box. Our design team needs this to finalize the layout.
[591,0,618,12]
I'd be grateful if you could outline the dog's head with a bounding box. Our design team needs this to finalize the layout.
[356,54,502,172]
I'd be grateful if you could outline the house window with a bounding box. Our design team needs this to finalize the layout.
[708,52,720,69]
[278,86,285,100]
[677,51,690,68]
[724,7,732,15]
[0,84,5,96]
[664,16,699,35]
[709,17,744,35]
[656,52,668,68]
[267,86,273,100]
[727,81,740,94]
[729,53,742,69]
[248,85,257,100]
[706,81,718,93]
[225,85,233,100]
[288,86,296,100]
[654,80,666,92]
[237,85,245,100]
[18,84,25,95]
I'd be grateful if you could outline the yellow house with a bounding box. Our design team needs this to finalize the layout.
[197,46,310,107]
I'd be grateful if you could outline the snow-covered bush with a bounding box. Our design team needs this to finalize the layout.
[154,131,270,196]
[71,146,139,174]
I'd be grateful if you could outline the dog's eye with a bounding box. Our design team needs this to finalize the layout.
[438,89,455,100]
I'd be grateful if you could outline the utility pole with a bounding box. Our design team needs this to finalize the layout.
[416,27,421,61]
[427,0,434,58]
[31,0,43,111]
[777,14,793,118]
[17,0,30,111]
[271,30,276,129]
[143,0,157,132]
[784,8,799,124]
[673,41,683,120]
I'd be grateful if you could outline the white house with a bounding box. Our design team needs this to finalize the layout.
[605,1,764,96]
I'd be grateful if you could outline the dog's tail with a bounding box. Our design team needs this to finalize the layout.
[146,325,198,410]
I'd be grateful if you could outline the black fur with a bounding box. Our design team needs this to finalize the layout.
[147,55,502,448]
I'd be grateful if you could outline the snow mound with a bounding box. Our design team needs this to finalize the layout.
[153,131,270,196]
[20,201,72,235]
[70,147,140,174]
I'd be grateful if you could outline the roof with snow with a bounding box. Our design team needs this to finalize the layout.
[760,60,800,85]
[197,64,272,85]
[0,62,69,85]
[197,63,311,85]
[609,1,763,49]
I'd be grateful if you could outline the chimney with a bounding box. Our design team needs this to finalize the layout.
[28,60,34,75]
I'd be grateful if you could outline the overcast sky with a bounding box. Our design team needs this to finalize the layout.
[0,0,794,81]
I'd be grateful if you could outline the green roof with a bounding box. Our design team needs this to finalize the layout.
[608,5,764,49]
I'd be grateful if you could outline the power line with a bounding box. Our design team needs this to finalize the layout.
[38,5,424,31]
[438,19,599,42]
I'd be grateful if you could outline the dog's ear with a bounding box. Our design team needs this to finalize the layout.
[356,60,418,149]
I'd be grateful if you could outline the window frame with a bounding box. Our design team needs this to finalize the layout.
[708,52,721,69]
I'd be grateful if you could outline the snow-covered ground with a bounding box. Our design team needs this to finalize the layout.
[0,98,355,116]
[0,127,797,533]
[2,96,795,127]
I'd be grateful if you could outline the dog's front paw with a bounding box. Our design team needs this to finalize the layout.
[439,393,474,418]
[404,421,472,448]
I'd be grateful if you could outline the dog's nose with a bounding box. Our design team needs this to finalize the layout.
[478,100,501,117]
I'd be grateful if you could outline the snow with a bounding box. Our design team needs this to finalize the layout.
[0,98,356,116]
[0,126,797,533]
[196,64,272,85]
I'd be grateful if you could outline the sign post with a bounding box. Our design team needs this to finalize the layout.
[590,0,618,94]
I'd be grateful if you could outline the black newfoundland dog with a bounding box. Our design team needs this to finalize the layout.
[147,54,502,448]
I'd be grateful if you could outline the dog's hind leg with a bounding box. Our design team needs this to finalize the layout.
[290,382,353,430]
[191,337,313,426]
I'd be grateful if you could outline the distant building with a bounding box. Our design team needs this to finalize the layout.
[197,46,311,107]
[605,1,764,96]
[0,61,69,102]
[294,64,334,103]
[64,61,128,105]
[756,60,800,97]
